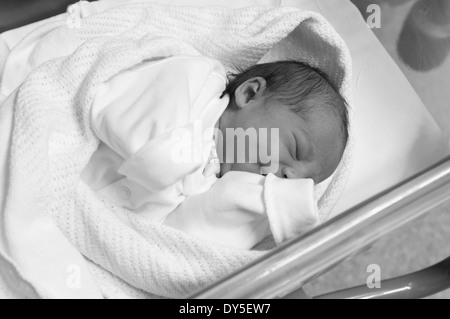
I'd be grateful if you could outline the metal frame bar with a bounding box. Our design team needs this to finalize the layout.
[191,156,450,299]
[315,257,450,299]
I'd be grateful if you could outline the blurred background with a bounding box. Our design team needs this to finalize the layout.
[351,0,450,139]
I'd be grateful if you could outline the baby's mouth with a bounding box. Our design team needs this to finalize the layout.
[260,164,278,176]
[218,162,231,178]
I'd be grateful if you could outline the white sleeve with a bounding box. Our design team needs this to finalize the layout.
[163,172,320,250]
[90,56,227,160]
[90,56,227,192]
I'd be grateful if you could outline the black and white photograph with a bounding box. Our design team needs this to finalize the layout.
[0,0,449,301]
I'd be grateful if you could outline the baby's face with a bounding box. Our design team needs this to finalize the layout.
[218,98,345,184]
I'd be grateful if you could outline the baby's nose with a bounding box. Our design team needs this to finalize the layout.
[281,167,299,179]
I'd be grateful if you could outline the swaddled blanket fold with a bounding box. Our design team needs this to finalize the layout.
[0,3,352,298]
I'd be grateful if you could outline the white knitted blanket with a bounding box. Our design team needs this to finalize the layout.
[0,3,352,299]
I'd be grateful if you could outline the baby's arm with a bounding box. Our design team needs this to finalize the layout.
[164,172,320,250]
[90,56,227,192]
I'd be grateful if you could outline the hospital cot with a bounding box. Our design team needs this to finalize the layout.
[0,0,449,299]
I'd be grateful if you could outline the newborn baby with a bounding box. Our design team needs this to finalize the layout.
[219,60,348,183]
[83,55,349,249]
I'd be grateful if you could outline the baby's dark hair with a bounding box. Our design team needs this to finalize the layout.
[222,61,349,147]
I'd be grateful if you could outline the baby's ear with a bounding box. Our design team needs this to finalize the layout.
[234,77,266,109]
